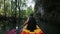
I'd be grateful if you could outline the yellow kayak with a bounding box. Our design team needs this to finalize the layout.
[21,25,44,34]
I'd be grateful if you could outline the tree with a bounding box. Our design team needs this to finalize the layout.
[35,0,60,34]
[26,6,33,17]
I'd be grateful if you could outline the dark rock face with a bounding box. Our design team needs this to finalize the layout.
[35,0,60,34]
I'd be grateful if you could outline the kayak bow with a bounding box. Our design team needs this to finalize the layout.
[21,25,44,34]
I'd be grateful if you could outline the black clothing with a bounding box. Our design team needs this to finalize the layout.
[27,16,37,32]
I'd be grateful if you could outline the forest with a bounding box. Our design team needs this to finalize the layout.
[0,0,60,34]
[0,0,35,34]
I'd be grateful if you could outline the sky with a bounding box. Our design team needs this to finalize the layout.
[26,0,35,10]
[26,0,35,8]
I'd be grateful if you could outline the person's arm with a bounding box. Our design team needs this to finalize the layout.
[23,17,29,26]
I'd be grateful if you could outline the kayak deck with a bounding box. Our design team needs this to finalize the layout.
[21,25,44,34]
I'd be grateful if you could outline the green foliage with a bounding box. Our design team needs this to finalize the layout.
[0,0,34,32]
[26,6,33,17]
[0,0,34,17]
